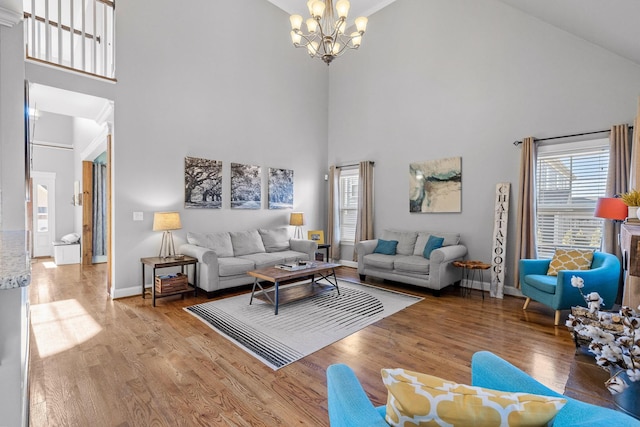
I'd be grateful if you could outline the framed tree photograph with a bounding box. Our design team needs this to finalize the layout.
[409,157,462,213]
[268,167,293,209]
[184,156,222,209]
[231,163,261,209]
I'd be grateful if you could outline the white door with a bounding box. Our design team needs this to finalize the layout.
[32,171,56,257]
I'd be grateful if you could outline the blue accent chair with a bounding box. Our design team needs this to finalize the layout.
[326,351,639,426]
[520,251,620,325]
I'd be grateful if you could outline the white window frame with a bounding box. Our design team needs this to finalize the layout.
[339,168,359,244]
[535,138,609,259]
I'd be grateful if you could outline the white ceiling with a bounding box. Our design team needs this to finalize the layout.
[268,0,640,66]
[30,84,111,122]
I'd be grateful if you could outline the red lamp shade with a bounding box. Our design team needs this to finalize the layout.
[594,197,628,221]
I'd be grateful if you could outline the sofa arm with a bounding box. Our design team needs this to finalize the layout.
[429,244,467,264]
[179,244,220,290]
[519,258,552,276]
[356,240,378,272]
[327,364,388,427]
[290,239,318,260]
[471,351,639,427]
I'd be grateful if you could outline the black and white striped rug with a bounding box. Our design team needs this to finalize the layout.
[184,280,422,369]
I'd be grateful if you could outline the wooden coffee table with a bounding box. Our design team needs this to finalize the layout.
[248,261,341,314]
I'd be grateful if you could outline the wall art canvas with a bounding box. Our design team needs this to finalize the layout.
[268,167,293,209]
[231,163,261,209]
[409,157,462,213]
[185,156,222,209]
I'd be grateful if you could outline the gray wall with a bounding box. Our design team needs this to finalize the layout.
[328,0,640,290]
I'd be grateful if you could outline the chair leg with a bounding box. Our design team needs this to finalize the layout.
[522,297,530,310]
[554,310,561,326]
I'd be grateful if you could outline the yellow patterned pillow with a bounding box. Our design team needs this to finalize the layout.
[546,248,594,276]
[381,368,566,427]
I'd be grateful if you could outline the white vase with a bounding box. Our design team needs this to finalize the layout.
[612,370,640,420]
[628,206,639,219]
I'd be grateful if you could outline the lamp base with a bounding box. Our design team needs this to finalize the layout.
[158,231,177,258]
[293,226,303,240]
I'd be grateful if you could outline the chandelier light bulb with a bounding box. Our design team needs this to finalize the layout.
[311,1,326,19]
[335,0,350,19]
[307,0,315,15]
[306,18,318,33]
[351,32,362,47]
[355,16,368,33]
[291,31,301,45]
[290,14,303,31]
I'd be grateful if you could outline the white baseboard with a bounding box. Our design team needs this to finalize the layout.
[112,284,149,299]
[338,260,358,268]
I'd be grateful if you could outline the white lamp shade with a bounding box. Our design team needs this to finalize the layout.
[291,31,302,44]
[351,32,362,47]
[290,14,303,31]
[153,212,182,231]
[306,18,318,33]
[336,0,350,19]
[311,1,326,18]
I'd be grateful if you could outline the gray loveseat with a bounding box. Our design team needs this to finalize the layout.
[356,229,467,295]
[179,227,317,294]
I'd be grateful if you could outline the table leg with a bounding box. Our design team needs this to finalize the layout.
[152,267,156,307]
[193,262,198,298]
[274,281,279,315]
[141,263,146,299]
[314,268,340,295]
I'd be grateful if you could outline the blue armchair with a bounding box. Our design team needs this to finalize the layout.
[520,251,620,325]
[326,351,639,426]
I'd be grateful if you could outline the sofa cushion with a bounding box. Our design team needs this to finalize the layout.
[239,252,286,269]
[547,248,594,276]
[187,231,234,258]
[374,239,398,255]
[413,231,461,256]
[382,231,418,256]
[363,253,396,270]
[423,235,444,259]
[258,227,291,253]
[230,230,266,256]
[394,256,430,275]
[523,275,558,294]
[217,257,255,277]
[381,368,566,427]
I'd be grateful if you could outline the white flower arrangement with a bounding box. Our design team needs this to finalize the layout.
[566,275,640,395]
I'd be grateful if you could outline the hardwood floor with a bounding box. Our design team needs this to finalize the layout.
[28,260,608,426]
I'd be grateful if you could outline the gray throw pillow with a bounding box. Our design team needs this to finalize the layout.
[258,228,291,252]
[230,230,266,256]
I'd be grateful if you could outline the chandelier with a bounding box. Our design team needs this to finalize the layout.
[289,0,368,65]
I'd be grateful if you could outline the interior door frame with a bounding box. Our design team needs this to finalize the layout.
[31,171,56,258]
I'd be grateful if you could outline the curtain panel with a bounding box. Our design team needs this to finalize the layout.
[514,137,537,288]
[604,125,631,256]
[327,165,341,261]
[353,161,374,262]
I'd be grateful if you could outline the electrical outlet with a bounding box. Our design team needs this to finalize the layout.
[133,212,143,221]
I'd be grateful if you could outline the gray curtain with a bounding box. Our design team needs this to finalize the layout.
[327,165,341,261]
[514,137,537,288]
[92,163,107,257]
[353,161,374,262]
[604,124,631,256]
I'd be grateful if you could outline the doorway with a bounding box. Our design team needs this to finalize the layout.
[31,171,56,257]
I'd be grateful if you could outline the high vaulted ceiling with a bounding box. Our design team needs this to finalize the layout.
[267,0,640,66]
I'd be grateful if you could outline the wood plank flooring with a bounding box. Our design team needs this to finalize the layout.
[28,260,610,426]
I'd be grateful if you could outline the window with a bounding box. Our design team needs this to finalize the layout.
[535,138,609,258]
[339,168,359,243]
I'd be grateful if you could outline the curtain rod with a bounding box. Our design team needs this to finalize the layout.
[512,125,634,146]
[336,161,375,168]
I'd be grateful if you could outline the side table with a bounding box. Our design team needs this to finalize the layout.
[140,256,198,307]
[316,243,331,262]
[452,260,490,299]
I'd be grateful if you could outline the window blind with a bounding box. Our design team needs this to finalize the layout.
[339,168,359,243]
[535,139,609,258]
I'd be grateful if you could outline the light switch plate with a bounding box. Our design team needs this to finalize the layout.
[133,212,143,221]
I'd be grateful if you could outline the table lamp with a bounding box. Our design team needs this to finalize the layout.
[153,211,182,258]
[289,212,304,239]
[594,197,628,222]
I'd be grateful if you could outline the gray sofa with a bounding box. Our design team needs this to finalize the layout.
[356,229,467,295]
[179,227,317,294]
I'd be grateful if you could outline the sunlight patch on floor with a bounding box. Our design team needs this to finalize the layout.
[31,299,102,358]
[42,261,57,269]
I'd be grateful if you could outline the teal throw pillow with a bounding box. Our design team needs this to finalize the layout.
[374,239,398,255]
[423,235,444,259]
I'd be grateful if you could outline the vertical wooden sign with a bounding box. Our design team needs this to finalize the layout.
[491,183,510,298]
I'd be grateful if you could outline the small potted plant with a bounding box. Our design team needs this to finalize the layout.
[619,189,640,219]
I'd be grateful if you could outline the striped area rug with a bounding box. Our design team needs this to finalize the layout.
[185,280,422,370]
